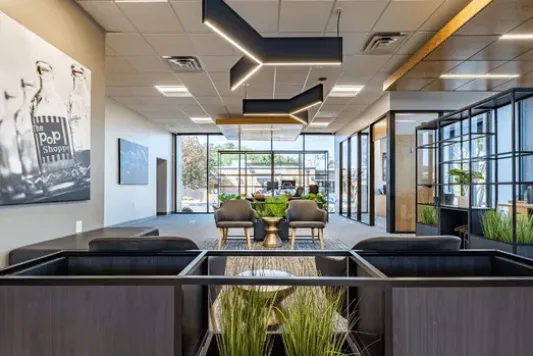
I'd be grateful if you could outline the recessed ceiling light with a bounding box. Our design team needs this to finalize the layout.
[154,85,192,97]
[500,34,533,40]
[308,122,330,127]
[440,74,520,79]
[329,85,364,97]
[190,117,213,124]
[396,119,416,123]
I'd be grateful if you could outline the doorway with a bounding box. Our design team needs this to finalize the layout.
[156,158,168,215]
[372,118,388,230]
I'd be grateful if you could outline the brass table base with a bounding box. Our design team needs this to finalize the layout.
[262,217,282,248]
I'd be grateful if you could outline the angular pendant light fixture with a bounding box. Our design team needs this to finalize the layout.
[202,0,343,90]
[242,84,324,125]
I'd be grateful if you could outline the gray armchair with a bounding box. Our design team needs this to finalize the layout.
[285,200,327,249]
[315,235,462,278]
[214,199,256,249]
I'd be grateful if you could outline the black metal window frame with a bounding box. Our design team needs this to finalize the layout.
[174,133,335,214]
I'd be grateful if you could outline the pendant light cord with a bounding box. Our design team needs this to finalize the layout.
[336,8,342,37]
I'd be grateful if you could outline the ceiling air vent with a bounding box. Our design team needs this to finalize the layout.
[361,32,408,54]
[164,56,203,73]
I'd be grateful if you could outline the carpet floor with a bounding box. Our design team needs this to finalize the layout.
[122,213,411,249]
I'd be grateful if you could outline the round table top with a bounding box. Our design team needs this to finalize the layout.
[237,269,294,292]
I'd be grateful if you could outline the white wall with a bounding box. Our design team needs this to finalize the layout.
[104,99,173,226]
[0,0,105,267]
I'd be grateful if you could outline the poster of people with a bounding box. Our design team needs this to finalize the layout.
[0,12,91,206]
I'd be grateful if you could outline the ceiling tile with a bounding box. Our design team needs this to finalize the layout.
[374,1,442,32]
[123,56,173,72]
[404,60,462,77]
[332,32,369,55]
[274,66,310,86]
[106,72,182,86]
[116,2,184,33]
[106,45,117,56]
[189,34,239,55]
[454,78,508,92]
[144,34,195,56]
[344,54,393,74]
[456,0,533,35]
[349,90,384,105]
[424,35,499,60]
[105,56,137,73]
[177,73,219,96]
[279,1,334,33]
[106,34,156,56]
[394,77,435,90]
[106,86,162,97]
[78,1,136,32]
[446,60,507,74]
[396,32,435,55]
[469,40,533,61]
[170,1,209,33]
[325,1,389,32]
[228,1,279,33]
[275,85,304,98]
[380,55,410,74]
[421,78,472,91]
[420,0,471,31]
[199,55,240,72]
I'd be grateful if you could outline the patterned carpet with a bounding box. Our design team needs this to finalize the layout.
[198,238,348,250]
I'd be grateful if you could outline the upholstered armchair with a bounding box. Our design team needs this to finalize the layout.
[285,200,327,249]
[214,199,256,249]
[315,235,462,279]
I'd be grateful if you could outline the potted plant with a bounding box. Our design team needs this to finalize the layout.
[213,193,245,210]
[254,196,289,241]
[301,193,327,210]
[470,210,533,258]
[447,168,484,207]
[416,205,439,236]
[278,287,355,356]
[206,284,359,356]
[214,285,275,356]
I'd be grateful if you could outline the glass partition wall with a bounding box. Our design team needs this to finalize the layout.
[415,88,533,258]
[340,111,446,232]
[176,134,335,213]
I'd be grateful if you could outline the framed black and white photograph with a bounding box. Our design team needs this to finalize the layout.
[119,139,149,185]
[0,12,91,206]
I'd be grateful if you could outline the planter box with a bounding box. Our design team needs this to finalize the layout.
[0,251,210,356]
[470,234,533,259]
[253,219,289,241]
[197,332,362,356]
[354,250,533,356]
[416,222,439,236]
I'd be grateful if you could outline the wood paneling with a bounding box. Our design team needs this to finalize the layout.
[395,135,416,232]
[0,286,175,356]
[392,286,533,356]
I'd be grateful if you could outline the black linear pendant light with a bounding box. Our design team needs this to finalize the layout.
[202,0,343,90]
[242,84,324,125]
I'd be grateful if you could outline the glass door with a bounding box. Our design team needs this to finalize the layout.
[360,128,371,224]
[350,135,359,220]
[341,141,349,216]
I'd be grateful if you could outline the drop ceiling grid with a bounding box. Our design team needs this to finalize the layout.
[79,0,464,133]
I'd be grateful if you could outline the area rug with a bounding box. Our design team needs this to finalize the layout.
[198,238,348,250]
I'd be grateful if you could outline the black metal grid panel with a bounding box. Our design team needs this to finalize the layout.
[415,88,533,255]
